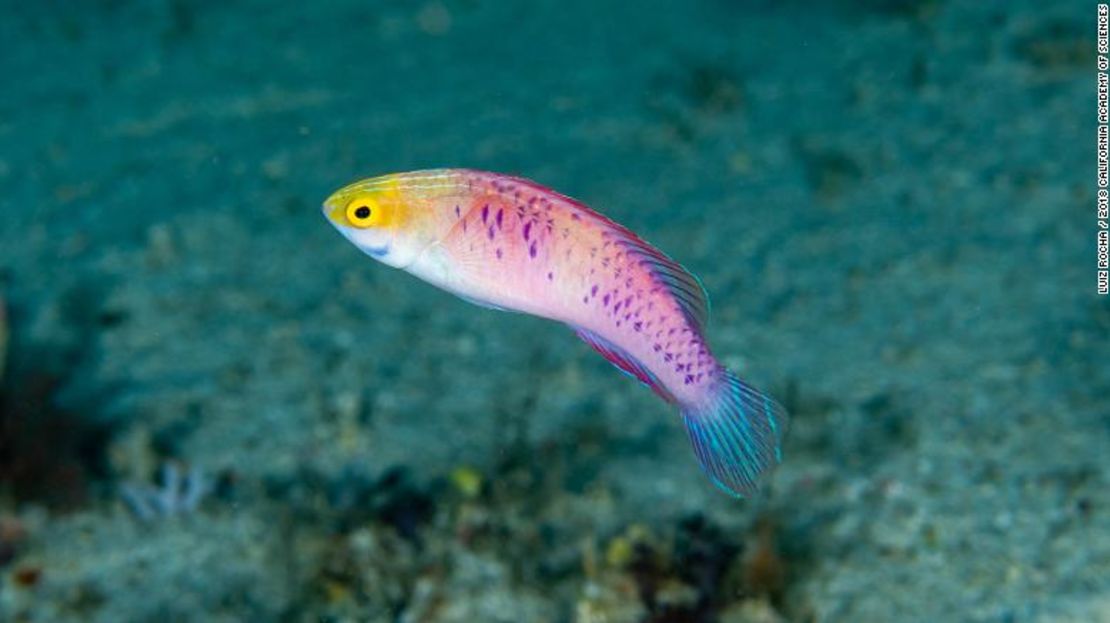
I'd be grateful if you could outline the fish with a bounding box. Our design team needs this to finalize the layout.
[322,169,787,497]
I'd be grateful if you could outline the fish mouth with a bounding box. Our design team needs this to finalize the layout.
[329,221,390,259]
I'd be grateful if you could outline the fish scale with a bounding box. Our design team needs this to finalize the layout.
[323,169,788,498]
[433,172,715,404]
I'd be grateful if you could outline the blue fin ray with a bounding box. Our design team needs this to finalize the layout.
[680,369,787,497]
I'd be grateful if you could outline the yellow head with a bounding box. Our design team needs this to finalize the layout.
[323,172,455,269]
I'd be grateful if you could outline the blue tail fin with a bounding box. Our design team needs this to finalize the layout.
[680,369,787,498]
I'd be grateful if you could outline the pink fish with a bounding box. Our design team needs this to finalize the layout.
[323,169,786,497]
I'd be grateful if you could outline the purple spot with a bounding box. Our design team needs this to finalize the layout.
[633,321,642,332]
[603,294,611,305]
[523,222,532,240]
[496,208,503,229]
[481,204,489,223]
[582,296,589,304]
[614,301,623,312]
[590,285,598,296]
[454,205,461,218]
[488,225,495,240]
[664,353,673,362]
[653,343,662,352]
[684,374,694,385]
[547,272,554,281]
[496,248,503,259]
[529,242,537,258]
[571,213,581,221]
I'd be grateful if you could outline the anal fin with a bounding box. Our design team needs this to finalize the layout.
[571,326,674,402]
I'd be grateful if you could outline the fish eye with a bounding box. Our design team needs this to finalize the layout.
[345,197,380,228]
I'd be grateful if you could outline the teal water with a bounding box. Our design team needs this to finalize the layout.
[0,1,1103,621]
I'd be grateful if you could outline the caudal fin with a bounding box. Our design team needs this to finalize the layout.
[680,369,788,498]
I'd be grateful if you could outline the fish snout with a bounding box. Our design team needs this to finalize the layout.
[321,195,345,226]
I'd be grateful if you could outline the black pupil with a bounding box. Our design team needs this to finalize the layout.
[354,206,371,219]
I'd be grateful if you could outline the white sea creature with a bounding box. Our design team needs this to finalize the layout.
[121,462,209,521]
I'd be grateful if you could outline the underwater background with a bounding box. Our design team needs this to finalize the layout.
[0,0,1104,621]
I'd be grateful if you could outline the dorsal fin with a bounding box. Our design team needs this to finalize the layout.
[572,326,675,403]
[610,231,710,332]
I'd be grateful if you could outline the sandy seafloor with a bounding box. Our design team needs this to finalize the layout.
[0,0,1105,621]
